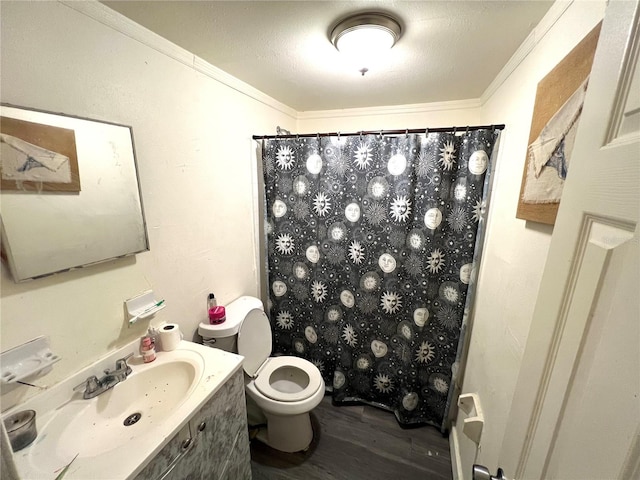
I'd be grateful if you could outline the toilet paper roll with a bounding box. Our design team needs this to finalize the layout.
[160,323,183,351]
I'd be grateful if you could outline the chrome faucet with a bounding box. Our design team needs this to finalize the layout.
[73,353,134,399]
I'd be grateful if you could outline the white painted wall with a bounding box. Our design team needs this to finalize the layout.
[0,1,294,410]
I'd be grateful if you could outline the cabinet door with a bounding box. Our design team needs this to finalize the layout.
[134,423,193,480]
[176,369,252,480]
[133,369,251,480]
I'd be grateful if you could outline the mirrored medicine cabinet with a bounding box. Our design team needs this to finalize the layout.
[0,104,149,282]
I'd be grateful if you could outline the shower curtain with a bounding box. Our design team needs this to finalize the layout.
[261,129,500,431]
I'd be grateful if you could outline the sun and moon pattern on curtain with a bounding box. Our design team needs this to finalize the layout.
[261,129,500,429]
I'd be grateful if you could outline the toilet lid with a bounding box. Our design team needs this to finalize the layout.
[254,356,324,402]
[237,308,272,377]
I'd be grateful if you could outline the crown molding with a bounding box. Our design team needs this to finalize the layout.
[297,98,482,121]
[59,0,298,120]
[480,0,574,105]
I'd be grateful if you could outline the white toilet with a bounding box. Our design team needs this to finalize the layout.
[199,296,325,453]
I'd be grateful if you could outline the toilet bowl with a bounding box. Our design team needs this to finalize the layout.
[199,296,325,453]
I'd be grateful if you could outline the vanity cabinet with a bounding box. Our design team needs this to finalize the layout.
[134,369,251,480]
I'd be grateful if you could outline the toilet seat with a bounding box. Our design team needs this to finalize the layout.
[254,356,323,402]
[237,308,324,403]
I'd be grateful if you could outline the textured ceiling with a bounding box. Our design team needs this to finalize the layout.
[102,1,554,112]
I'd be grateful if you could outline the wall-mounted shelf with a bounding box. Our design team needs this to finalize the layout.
[126,290,165,325]
[1,336,61,384]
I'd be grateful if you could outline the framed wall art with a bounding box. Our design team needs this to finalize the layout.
[1,115,81,192]
[516,22,601,225]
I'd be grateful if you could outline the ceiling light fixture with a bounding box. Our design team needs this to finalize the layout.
[330,12,402,76]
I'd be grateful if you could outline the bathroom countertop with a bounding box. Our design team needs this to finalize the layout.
[5,340,244,480]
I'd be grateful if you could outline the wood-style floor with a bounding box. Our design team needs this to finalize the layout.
[250,395,452,480]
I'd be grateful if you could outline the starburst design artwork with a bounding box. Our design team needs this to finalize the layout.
[453,182,467,201]
[275,145,295,170]
[394,342,412,364]
[439,140,456,171]
[404,253,423,277]
[367,177,389,199]
[264,155,275,176]
[437,305,460,330]
[312,192,331,217]
[323,325,340,344]
[373,373,394,393]
[293,262,309,280]
[348,240,365,265]
[275,311,294,330]
[415,341,436,363]
[358,294,377,314]
[430,373,450,394]
[389,196,412,223]
[293,176,309,196]
[380,291,403,314]
[407,230,425,250]
[364,202,386,226]
[389,230,406,248]
[326,245,346,265]
[329,223,347,242]
[311,280,328,303]
[353,141,373,169]
[292,283,308,301]
[355,354,372,371]
[292,200,310,220]
[312,359,325,373]
[440,281,460,304]
[426,249,445,274]
[447,206,468,233]
[342,324,358,347]
[472,198,486,223]
[327,154,349,177]
[360,271,380,291]
[416,150,437,178]
[326,306,342,322]
[275,233,295,255]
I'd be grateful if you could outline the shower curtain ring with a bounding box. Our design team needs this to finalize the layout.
[453,126,458,135]
[405,129,409,138]
[338,131,341,140]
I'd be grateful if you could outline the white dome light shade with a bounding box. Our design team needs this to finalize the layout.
[335,26,397,56]
[330,13,402,71]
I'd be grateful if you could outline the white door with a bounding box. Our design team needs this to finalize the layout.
[500,1,640,479]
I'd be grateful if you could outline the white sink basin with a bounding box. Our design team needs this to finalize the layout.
[56,358,198,458]
[6,340,243,479]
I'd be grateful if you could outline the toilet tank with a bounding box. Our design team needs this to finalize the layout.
[198,296,264,352]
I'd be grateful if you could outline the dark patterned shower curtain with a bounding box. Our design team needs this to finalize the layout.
[261,129,500,431]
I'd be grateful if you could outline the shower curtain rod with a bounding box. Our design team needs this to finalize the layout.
[252,124,505,140]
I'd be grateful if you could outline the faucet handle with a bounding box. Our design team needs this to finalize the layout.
[73,375,99,393]
[113,352,134,375]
